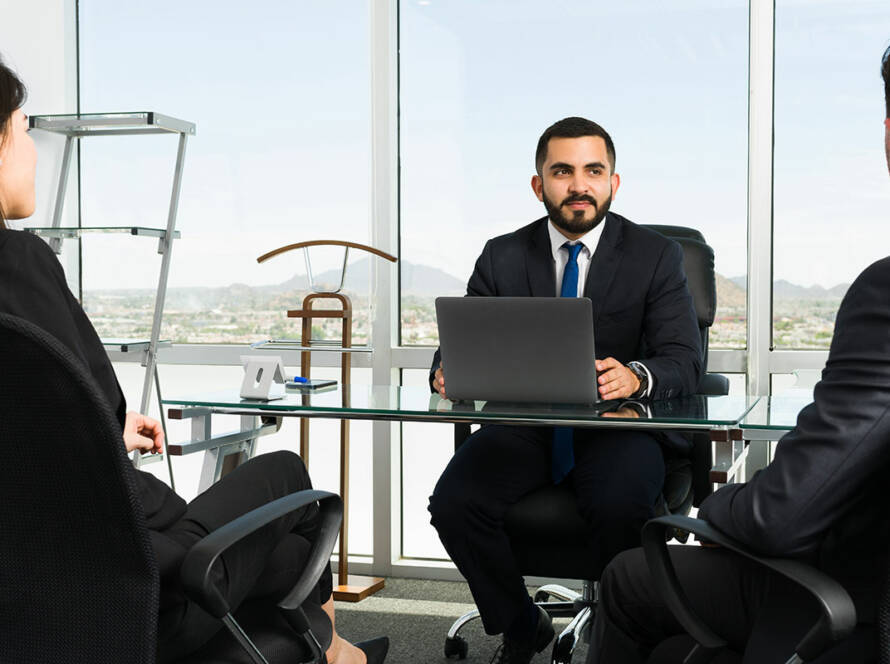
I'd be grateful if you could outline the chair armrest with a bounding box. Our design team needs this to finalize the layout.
[698,373,729,396]
[180,490,343,619]
[642,515,857,663]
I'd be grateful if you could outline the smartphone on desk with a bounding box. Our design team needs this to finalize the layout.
[285,378,338,390]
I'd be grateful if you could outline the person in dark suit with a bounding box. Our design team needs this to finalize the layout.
[0,56,387,664]
[427,117,703,663]
[586,45,890,664]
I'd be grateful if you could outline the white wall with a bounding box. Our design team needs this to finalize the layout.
[0,0,79,280]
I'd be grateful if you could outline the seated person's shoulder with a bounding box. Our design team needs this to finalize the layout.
[0,228,58,264]
[855,255,890,288]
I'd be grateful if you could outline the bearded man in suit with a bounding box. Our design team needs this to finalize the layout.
[427,116,703,664]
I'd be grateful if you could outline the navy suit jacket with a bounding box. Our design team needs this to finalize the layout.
[430,213,703,448]
[699,256,890,618]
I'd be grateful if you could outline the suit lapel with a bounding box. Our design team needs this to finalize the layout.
[584,213,623,320]
[526,217,556,297]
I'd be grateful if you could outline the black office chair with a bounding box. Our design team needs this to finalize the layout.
[443,226,728,663]
[0,312,340,664]
[642,514,883,664]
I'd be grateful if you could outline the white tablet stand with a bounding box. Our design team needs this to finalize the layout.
[239,355,286,401]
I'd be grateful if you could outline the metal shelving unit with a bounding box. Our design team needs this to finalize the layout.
[28,112,195,477]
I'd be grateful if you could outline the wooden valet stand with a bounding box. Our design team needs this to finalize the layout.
[257,240,397,602]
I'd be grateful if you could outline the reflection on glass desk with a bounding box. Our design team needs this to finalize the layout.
[164,385,758,430]
[739,395,815,440]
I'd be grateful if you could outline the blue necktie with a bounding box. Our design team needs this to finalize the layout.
[552,242,584,483]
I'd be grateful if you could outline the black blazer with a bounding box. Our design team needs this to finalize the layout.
[699,256,890,619]
[430,213,703,443]
[0,229,189,582]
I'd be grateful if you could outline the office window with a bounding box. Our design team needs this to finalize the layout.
[77,1,372,344]
[399,0,749,349]
[773,1,890,349]
[78,1,374,557]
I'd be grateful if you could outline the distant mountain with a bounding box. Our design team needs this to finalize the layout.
[715,273,746,309]
[278,257,465,296]
[729,276,849,300]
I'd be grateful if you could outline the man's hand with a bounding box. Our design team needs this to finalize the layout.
[433,362,448,400]
[595,357,640,400]
[123,411,164,454]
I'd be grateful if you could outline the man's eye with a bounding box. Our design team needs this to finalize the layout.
[588,168,602,176]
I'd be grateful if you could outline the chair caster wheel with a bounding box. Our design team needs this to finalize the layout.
[552,631,577,663]
[534,590,551,602]
[444,635,469,659]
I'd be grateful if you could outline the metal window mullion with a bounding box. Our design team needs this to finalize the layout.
[746,0,776,397]
[370,0,400,578]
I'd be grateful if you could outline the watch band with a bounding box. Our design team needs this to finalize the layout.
[627,361,649,399]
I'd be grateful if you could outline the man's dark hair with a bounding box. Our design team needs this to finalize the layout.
[535,117,616,175]
[882,44,890,119]
[0,56,28,229]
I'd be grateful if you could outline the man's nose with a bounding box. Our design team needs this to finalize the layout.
[568,173,588,193]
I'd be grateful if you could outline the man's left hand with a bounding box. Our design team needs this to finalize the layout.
[595,357,640,400]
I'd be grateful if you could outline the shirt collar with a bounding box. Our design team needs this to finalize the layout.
[547,215,606,262]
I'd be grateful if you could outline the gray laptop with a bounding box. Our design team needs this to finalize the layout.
[435,297,599,404]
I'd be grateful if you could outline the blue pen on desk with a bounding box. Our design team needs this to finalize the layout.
[291,376,308,383]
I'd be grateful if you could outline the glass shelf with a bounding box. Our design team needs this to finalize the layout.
[29,112,195,136]
[250,339,373,353]
[25,226,181,240]
[102,339,172,353]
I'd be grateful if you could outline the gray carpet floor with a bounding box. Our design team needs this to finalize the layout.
[335,578,590,664]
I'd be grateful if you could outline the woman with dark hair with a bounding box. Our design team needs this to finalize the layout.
[0,56,387,664]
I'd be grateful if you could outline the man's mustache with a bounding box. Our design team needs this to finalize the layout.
[562,195,597,208]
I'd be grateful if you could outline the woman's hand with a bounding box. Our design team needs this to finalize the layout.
[123,411,164,454]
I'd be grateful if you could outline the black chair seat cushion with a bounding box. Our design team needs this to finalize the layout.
[503,458,695,580]
[185,600,332,664]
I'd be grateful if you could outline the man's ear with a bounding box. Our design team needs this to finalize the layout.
[531,174,544,201]
[610,172,621,198]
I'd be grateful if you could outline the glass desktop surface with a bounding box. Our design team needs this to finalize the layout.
[739,395,815,432]
[163,385,758,428]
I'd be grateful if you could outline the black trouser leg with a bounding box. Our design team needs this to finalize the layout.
[157,450,332,661]
[430,426,667,636]
[429,424,552,634]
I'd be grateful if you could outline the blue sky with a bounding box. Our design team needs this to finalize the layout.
[63,0,890,291]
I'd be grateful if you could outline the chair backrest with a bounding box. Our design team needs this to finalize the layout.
[0,313,158,663]
[640,226,723,508]
[640,225,717,360]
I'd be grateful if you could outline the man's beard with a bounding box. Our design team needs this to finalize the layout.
[543,189,612,235]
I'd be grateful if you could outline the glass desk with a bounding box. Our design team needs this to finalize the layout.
[163,386,759,600]
[728,395,813,481]
[165,385,756,429]
[738,395,812,440]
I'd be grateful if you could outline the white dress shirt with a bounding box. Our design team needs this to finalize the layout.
[547,219,603,298]
[547,217,654,397]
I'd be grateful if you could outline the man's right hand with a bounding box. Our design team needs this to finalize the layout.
[433,362,447,399]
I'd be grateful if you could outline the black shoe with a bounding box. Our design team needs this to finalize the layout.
[355,636,389,664]
[490,607,554,664]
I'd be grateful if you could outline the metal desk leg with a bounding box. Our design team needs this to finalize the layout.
[709,428,746,485]
[744,440,770,481]
[197,415,260,492]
